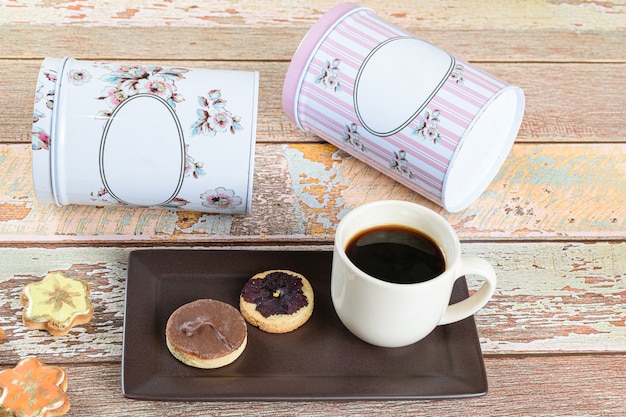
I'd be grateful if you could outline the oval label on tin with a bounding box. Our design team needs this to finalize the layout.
[354,37,455,137]
[99,94,185,206]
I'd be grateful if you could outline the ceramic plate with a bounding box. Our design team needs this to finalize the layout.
[122,249,488,401]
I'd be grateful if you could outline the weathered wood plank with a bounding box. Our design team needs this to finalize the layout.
[1,26,624,63]
[2,0,624,31]
[473,241,626,354]
[2,355,623,416]
[504,62,626,142]
[2,60,625,145]
[0,243,623,363]
[1,143,624,242]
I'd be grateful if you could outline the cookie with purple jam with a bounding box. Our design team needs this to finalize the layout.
[239,270,314,333]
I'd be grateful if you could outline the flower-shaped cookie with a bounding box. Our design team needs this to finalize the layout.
[0,357,70,417]
[21,271,94,336]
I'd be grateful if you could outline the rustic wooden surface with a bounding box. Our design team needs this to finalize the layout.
[1,1,625,416]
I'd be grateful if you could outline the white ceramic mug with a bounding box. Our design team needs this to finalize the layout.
[331,200,496,347]
[283,3,525,212]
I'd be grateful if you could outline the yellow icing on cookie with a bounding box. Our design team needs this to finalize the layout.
[22,272,93,331]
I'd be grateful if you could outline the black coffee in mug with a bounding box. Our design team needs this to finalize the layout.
[345,226,446,284]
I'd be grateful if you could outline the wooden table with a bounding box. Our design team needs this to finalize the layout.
[1,1,625,415]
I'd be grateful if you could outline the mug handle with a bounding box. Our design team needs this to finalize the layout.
[439,256,497,325]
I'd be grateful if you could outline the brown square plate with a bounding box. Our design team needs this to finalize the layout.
[122,249,488,401]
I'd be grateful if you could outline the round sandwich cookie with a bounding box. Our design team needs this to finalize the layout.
[166,299,247,369]
[239,269,314,334]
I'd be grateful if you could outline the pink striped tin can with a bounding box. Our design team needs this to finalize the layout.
[283,3,525,212]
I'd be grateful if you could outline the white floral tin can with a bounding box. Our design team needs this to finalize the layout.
[283,3,525,212]
[32,58,258,214]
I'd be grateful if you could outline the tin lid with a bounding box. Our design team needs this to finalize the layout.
[282,3,364,130]
[31,58,65,205]
[442,85,525,212]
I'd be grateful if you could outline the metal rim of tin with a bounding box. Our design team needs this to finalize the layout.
[49,57,71,207]
[442,85,525,212]
[31,57,68,206]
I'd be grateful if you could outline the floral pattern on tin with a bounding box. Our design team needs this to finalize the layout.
[90,187,108,201]
[451,64,465,85]
[32,126,51,151]
[96,64,189,117]
[191,90,243,137]
[34,72,56,112]
[89,187,123,205]
[412,109,442,144]
[162,197,190,209]
[67,68,92,86]
[200,187,242,210]
[184,145,206,179]
[32,69,57,151]
[390,150,415,179]
[42,69,58,85]
[342,123,366,151]
[315,59,342,92]
[33,108,45,124]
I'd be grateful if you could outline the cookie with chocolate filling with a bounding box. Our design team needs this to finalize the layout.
[239,269,314,333]
[166,299,247,369]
